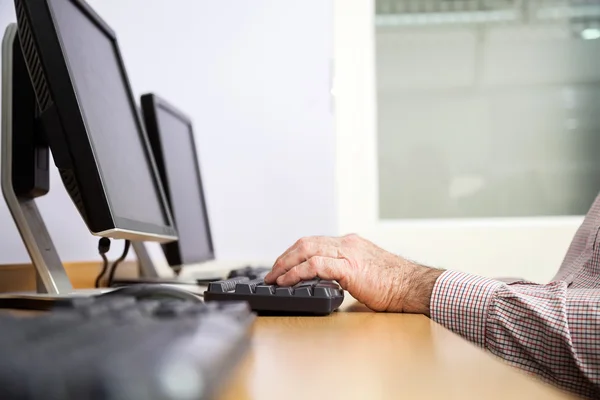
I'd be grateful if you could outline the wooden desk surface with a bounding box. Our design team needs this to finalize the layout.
[219,300,576,400]
[0,264,577,399]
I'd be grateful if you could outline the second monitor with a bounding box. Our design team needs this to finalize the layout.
[141,94,215,270]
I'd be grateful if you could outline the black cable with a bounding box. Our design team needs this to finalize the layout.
[106,240,131,287]
[94,238,112,288]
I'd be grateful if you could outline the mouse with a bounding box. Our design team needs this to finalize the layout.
[99,284,203,303]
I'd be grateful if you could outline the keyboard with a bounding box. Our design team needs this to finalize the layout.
[0,295,254,400]
[204,277,345,315]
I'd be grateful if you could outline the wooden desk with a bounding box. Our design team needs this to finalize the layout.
[219,300,576,400]
[0,264,578,399]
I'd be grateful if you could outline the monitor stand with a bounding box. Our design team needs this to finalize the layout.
[114,242,224,287]
[1,23,75,296]
[131,241,160,278]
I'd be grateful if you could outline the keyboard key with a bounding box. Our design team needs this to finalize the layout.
[234,278,264,294]
[275,287,294,296]
[317,280,339,287]
[293,279,320,288]
[255,285,275,295]
[209,277,250,293]
[294,286,313,297]
[314,287,334,298]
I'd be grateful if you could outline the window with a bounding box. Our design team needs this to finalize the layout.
[375,0,600,219]
[333,0,587,282]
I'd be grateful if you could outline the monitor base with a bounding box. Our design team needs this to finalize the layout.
[0,288,113,310]
[110,279,208,296]
[112,276,221,286]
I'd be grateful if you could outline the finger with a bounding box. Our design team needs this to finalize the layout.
[275,256,348,287]
[266,236,337,283]
[265,243,340,283]
[271,237,303,269]
[271,236,338,269]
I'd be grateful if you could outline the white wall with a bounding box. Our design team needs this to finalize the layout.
[0,0,335,265]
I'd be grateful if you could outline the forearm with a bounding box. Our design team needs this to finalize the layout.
[397,264,444,316]
[430,271,600,399]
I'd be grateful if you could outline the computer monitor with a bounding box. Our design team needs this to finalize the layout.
[13,0,177,242]
[140,93,215,269]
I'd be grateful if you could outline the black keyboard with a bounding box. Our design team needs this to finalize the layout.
[204,277,344,315]
[0,296,254,400]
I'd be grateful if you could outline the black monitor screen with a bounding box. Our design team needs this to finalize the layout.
[50,0,167,227]
[155,105,213,264]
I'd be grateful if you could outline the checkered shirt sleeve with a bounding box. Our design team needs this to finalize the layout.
[430,270,600,399]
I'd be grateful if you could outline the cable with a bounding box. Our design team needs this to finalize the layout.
[106,240,131,288]
[94,238,112,288]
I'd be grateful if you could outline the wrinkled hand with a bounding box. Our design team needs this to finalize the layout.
[264,234,444,315]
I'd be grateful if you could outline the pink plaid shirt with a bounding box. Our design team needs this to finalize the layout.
[430,194,600,399]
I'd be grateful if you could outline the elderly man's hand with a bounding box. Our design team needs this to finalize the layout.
[264,234,444,315]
